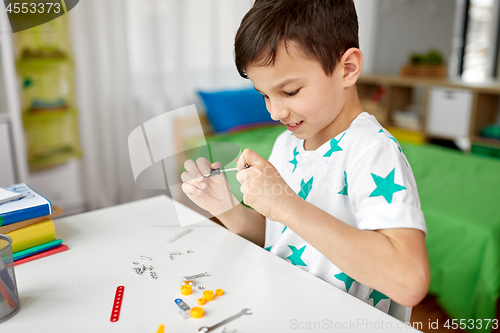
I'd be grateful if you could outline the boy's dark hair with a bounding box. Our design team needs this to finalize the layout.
[234,0,359,79]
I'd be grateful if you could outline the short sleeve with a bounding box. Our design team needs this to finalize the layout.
[348,141,427,236]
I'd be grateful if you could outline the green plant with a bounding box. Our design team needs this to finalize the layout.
[424,49,444,65]
[410,53,425,65]
[409,49,444,65]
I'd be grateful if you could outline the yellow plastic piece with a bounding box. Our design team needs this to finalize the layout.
[386,126,424,144]
[190,306,204,319]
[215,289,224,296]
[182,280,194,286]
[197,298,206,305]
[180,285,192,296]
[202,290,215,301]
[156,324,165,333]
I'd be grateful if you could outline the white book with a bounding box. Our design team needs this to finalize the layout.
[0,187,22,205]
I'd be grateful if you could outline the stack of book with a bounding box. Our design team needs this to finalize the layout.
[0,183,68,265]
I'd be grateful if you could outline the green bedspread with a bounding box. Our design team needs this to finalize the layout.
[203,126,500,331]
[400,143,500,332]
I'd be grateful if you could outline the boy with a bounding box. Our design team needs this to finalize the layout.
[181,0,429,312]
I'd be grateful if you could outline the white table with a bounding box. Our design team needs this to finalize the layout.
[3,196,420,332]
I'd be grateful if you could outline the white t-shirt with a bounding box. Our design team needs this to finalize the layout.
[264,112,427,313]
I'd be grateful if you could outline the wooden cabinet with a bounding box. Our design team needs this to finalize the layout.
[357,74,500,152]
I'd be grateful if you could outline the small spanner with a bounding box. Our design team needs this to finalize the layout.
[198,308,252,332]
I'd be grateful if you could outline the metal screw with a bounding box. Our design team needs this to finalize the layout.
[132,261,139,265]
[150,272,157,280]
[183,272,208,280]
[186,249,193,253]
[140,255,152,261]
[147,265,153,271]
[197,286,204,291]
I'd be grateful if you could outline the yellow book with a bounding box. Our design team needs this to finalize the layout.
[6,219,56,253]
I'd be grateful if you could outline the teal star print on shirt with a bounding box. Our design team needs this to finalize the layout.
[369,168,406,204]
[323,132,346,157]
[286,245,307,266]
[334,272,355,292]
[338,171,348,196]
[298,177,314,200]
[369,289,389,306]
[281,177,314,232]
[289,147,299,172]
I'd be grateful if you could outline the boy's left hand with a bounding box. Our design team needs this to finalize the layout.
[236,149,298,221]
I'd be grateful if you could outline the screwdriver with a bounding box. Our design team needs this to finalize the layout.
[204,164,251,178]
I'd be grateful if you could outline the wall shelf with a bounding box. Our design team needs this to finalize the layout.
[357,74,500,153]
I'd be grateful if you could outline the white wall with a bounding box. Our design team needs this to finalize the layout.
[29,160,87,216]
[354,0,379,75]
[373,0,456,75]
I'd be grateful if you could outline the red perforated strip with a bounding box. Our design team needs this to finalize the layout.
[110,286,125,322]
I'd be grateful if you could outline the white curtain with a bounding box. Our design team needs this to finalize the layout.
[126,0,253,114]
[69,0,253,210]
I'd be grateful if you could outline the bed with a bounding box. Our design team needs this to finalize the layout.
[175,92,500,331]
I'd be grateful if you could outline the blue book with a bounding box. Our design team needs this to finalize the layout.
[0,183,52,227]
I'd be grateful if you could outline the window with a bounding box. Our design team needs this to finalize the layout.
[454,0,500,82]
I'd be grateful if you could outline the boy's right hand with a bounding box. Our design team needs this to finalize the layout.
[181,158,236,216]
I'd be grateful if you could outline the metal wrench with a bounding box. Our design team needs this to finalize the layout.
[198,308,252,332]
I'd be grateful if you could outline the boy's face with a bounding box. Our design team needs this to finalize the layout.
[246,41,355,150]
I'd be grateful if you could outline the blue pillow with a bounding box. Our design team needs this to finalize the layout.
[198,87,277,133]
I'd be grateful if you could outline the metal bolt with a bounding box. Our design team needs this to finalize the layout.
[147,265,153,271]
[132,261,139,265]
[197,286,204,291]
[168,255,173,261]
[140,255,152,261]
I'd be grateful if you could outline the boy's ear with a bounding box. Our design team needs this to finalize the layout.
[341,48,363,88]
